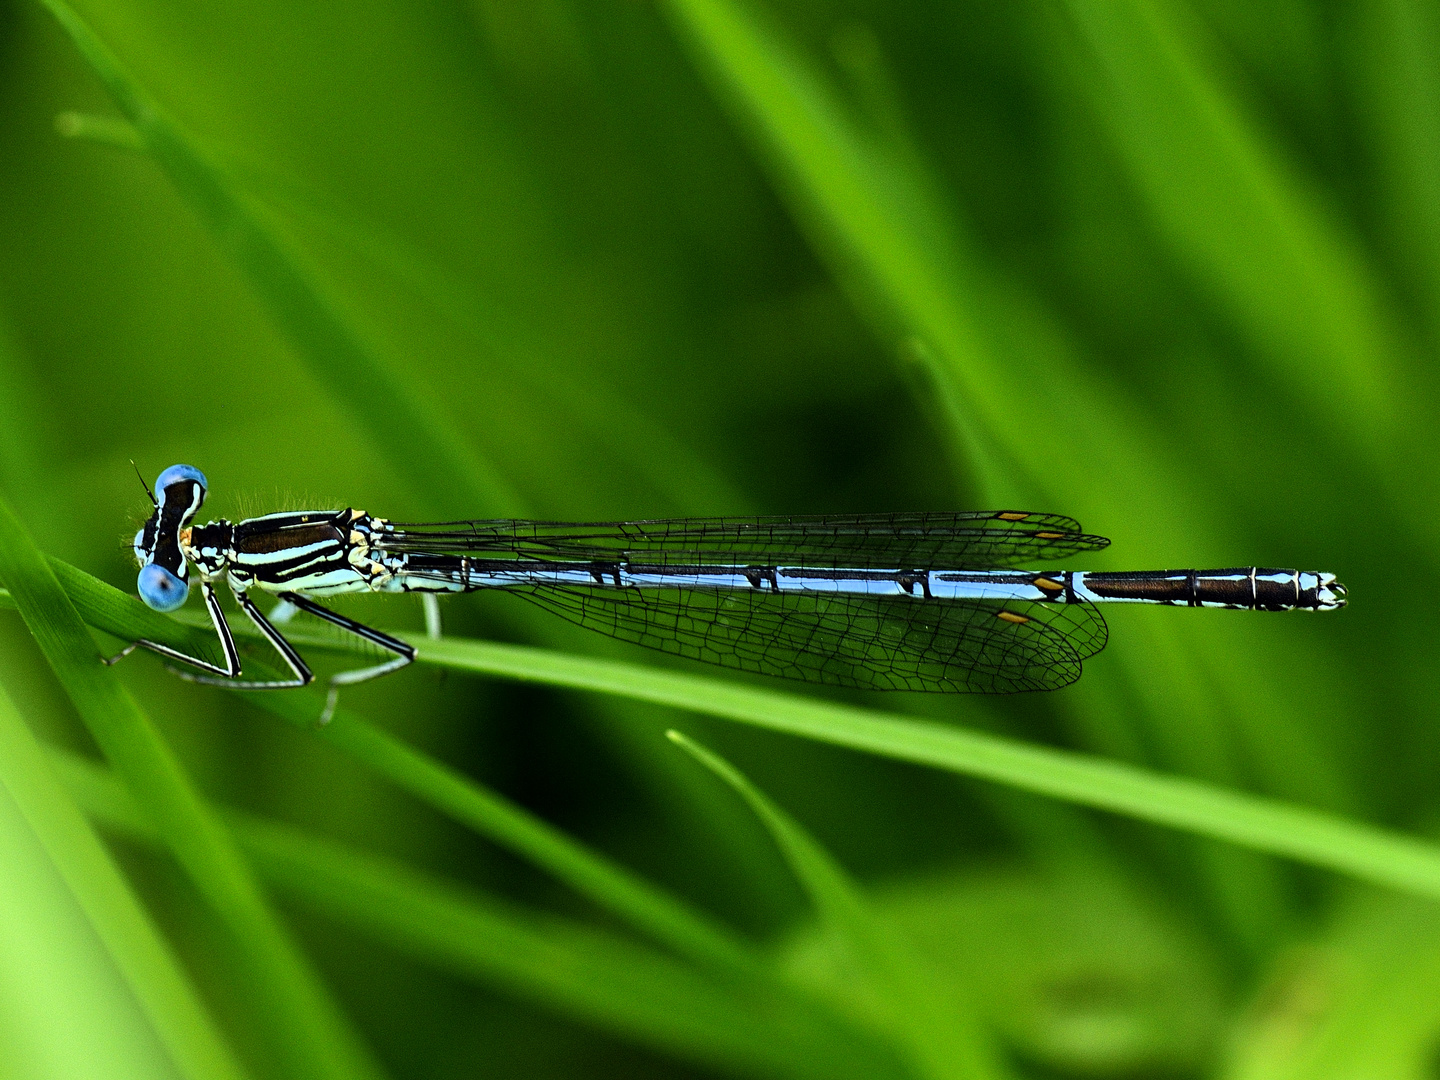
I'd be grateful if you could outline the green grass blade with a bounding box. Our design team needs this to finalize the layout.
[53,749,911,1080]
[0,779,173,1080]
[1352,0,1440,355]
[304,623,1440,905]
[226,166,750,515]
[5,561,1435,905]
[0,497,385,1080]
[311,716,764,978]
[1059,0,1409,477]
[659,0,995,482]
[35,0,521,518]
[669,731,1008,1080]
[0,681,250,1080]
[418,635,1440,901]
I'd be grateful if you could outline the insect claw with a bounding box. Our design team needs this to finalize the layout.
[102,642,139,666]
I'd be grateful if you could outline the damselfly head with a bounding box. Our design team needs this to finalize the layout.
[133,464,207,611]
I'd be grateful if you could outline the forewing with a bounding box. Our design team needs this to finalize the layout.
[509,585,1108,693]
[384,512,1109,569]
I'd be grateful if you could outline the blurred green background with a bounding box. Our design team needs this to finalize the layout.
[0,0,1434,1078]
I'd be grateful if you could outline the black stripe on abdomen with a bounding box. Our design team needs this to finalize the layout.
[1081,568,1305,609]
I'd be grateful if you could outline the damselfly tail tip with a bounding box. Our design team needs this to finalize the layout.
[1315,573,1346,610]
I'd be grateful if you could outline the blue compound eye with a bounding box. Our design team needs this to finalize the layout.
[153,464,208,507]
[137,563,189,611]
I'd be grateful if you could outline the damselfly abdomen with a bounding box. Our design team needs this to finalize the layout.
[121,465,1346,722]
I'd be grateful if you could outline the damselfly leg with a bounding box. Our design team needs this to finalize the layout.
[105,579,275,682]
[112,581,416,724]
[277,593,417,724]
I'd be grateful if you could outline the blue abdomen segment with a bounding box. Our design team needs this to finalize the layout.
[383,559,1344,612]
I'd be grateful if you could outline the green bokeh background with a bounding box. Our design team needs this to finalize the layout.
[0,0,1435,1077]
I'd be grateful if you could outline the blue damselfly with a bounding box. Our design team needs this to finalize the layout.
[118,465,1347,721]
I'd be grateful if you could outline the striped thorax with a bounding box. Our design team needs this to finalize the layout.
[178,508,413,598]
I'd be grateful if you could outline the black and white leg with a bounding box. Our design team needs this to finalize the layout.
[108,580,313,689]
[177,587,315,688]
[105,579,240,677]
[276,592,417,725]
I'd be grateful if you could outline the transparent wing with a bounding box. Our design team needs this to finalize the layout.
[507,585,1108,694]
[381,512,1109,570]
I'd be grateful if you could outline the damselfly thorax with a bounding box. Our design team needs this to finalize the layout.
[119,464,1347,724]
[179,509,401,597]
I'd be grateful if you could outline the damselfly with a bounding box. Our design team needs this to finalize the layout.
[119,464,1347,722]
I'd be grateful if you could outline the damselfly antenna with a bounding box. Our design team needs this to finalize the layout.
[111,464,1347,725]
[131,459,157,507]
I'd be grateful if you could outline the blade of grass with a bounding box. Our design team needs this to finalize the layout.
[668,731,1010,1080]
[232,161,751,516]
[255,618,1440,906]
[36,0,522,519]
[1059,0,1412,477]
[415,634,1440,902]
[311,716,765,978]
[0,767,174,1080]
[53,748,912,1080]
[0,562,1429,911]
[49,109,751,518]
[662,0,999,487]
[9,561,1439,917]
[1351,0,1440,357]
[0,497,385,1080]
[0,680,250,1080]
